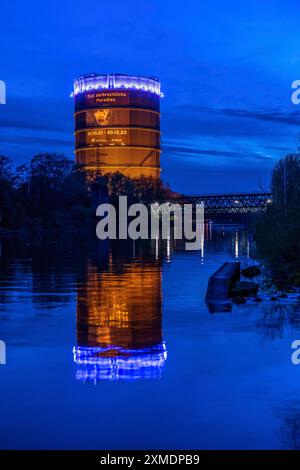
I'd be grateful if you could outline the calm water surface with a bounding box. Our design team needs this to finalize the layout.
[0,226,300,450]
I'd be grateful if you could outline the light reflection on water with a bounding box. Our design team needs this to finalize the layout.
[74,242,166,382]
[1,226,300,449]
[73,343,167,381]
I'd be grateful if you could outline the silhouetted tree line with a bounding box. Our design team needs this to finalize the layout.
[255,154,300,288]
[0,153,173,236]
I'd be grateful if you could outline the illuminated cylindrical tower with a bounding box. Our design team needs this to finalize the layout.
[73,73,162,178]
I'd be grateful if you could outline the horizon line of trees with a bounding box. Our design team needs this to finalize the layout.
[0,152,175,235]
[4,151,300,289]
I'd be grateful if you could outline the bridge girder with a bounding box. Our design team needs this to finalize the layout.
[171,192,272,215]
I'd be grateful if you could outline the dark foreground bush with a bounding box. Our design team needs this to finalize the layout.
[255,154,300,288]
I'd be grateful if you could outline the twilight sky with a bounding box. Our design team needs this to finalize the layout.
[1,0,300,194]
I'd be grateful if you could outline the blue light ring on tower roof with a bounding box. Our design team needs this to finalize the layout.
[73,73,162,97]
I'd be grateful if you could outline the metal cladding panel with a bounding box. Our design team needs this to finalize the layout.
[75,108,160,130]
[75,148,160,168]
[75,89,160,112]
[76,128,160,149]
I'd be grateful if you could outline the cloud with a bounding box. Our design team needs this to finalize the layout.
[0,94,73,133]
[176,105,300,127]
[0,134,72,147]
[163,142,272,161]
[0,94,73,153]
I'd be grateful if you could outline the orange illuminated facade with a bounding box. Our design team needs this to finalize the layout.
[76,258,162,351]
[73,73,162,178]
[74,247,167,381]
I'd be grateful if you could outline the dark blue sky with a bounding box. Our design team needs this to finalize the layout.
[1,0,300,194]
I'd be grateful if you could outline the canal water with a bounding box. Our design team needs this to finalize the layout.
[0,226,300,450]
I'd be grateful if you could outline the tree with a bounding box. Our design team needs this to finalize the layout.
[29,153,73,188]
[25,153,73,214]
[103,172,172,205]
[104,172,134,205]
[271,154,300,222]
[0,155,15,185]
[0,156,18,228]
[255,154,300,287]
[131,176,172,204]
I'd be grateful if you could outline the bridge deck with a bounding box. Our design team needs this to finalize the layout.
[171,192,272,214]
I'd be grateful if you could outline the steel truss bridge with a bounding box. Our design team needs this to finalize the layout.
[171,192,272,215]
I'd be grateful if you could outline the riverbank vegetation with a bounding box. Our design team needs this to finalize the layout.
[255,154,300,289]
[0,153,173,237]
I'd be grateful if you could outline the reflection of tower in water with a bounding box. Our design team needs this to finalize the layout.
[73,245,166,382]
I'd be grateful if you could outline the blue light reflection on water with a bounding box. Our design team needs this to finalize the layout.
[73,343,167,382]
[1,228,300,449]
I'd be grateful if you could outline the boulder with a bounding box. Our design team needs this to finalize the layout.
[206,262,240,304]
[232,281,259,297]
[241,266,261,278]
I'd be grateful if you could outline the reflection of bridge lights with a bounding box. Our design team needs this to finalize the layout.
[167,237,171,262]
[235,230,239,259]
[155,237,159,260]
[73,342,167,382]
[234,200,239,204]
